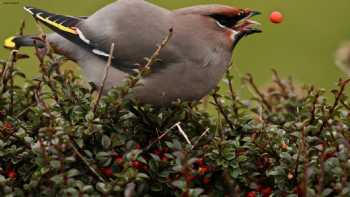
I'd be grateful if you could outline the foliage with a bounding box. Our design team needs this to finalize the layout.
[1,49,350,197]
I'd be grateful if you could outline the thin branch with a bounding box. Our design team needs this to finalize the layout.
[244,73,272,111]
[19,19,25,36]
[191,128,210,150]
[272,69,289,98]
[93,42,115,115]
[225,70,240,117]
[143,28,173,70]
[317,79,350,134]
[309,90,320,124]
[7,50,18,115]
[176,123,193,148]
[68,138,105,182]
[212,92,235,131]
[146,122,180,150]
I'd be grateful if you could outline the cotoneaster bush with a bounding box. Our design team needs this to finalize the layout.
[0,49,350,197]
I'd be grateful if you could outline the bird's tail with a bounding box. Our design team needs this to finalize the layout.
[3,35,46,49]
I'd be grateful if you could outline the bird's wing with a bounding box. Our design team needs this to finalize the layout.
[24,6,112,58]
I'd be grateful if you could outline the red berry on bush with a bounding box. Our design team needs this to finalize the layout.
[100,167,113,177]
[261,187,273,197]
[246,191,257,197]
[153,149,162,156]
[135,144,141,149]
[114,155,124,165]
[202,177,210,184]
[3,122,14,130]
[198,166,209,175]
[6,170,16,179]
[185,174,197,182]
[161,156,169,162]
[162,147,169,153]
[131,160,143,169]
[324,151,336,160]
[196,158,205,166]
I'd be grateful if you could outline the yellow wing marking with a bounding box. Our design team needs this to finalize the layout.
[36,14,77,35]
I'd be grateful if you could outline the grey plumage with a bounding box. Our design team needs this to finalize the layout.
[7,0,261,105]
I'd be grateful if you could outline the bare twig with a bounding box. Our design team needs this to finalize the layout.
[317,142,326,196]
[143,28,173,70]
[68,139,105,182]
[301,124,309,197]
[19,19,25,36]
[93,42,115,115]
[317,79,350,134]
[7,50,18,115]
[310,90,320,124]
[272,69,289,98]
[146,122,180,150]
[226,70,240,117]
[191,128,210,150]
[34,89,54,120]
[212,92,235,131]
[176,123,193,148]
[244,73,272,111]
[340,100,350,111]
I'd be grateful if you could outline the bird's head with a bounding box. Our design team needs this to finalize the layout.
[175,4,262,48]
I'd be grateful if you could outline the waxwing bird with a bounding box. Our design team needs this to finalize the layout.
[4,0,261,106]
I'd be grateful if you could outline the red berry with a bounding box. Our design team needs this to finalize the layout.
[270,11,283,24]
[261,187,273,197]
[185,174,197,182]
[324,151,336,160]
[198,166,209,175]
[100,167,113,177]
[114,156,124,165]
[135,144,141,149]
[3,122,13,130]
[196,158,205,166]
[162,147,169,153]
[246,191,257,197]
[153,149,161,156]
[131,160,143,169]
[161,156,169,162]
[6,170,16,179]
[202,177,210,184]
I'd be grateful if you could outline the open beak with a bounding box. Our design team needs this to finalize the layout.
[233,10,262,37]
[231,10,262,47]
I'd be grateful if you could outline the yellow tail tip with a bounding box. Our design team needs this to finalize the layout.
[4,36,16,49]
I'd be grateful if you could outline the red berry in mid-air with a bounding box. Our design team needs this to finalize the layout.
[270,11,283,24]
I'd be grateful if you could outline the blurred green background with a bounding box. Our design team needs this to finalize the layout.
[1,0,350,94]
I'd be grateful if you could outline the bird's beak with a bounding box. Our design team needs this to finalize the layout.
[3,35,46,49]
[231,10,262,48]
[233,10,262,36]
